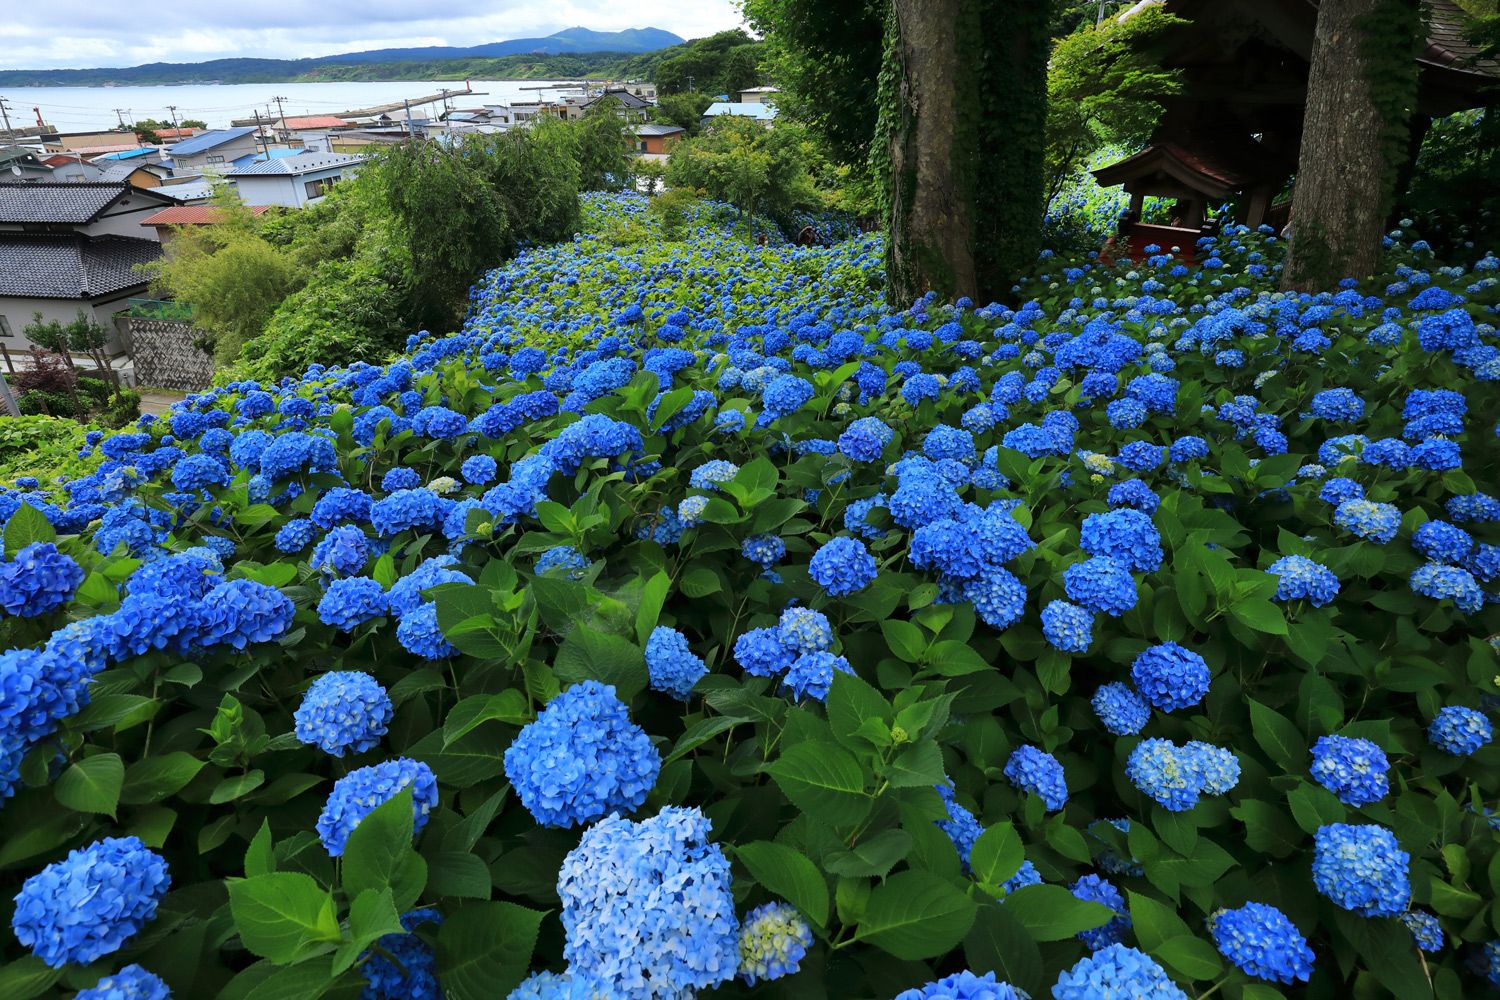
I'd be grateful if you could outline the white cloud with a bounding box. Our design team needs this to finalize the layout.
[7,1,744,69]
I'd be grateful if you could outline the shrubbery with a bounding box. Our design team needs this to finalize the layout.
[0,194,1497,999]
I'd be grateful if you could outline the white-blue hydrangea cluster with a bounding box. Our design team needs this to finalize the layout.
[1052,943,1188,999]
[557,807,739,998]
[644,626,707,700]
[1209,902,1315,984]
[894,970,1025,999]
[1309,735,1389,805]
[1126,739,1239,811]
[1266,554,1340,606]
[1428,705,1493,755]
[1002,744,1068,811]
[503,680,661,827]
[293,670,393,757]
[737,901,813,986]
[1311,823,1411,917]
[74,964,172,1000]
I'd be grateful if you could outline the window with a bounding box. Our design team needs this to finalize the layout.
[206,154,225,165]
[304,176,339,200]
[0,315,11,338]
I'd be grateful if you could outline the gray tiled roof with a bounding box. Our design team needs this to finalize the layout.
[0,233,161,299]
[633,124,686,136]
[0,182,134,224]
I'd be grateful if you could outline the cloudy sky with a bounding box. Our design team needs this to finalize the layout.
[4,1,745,69]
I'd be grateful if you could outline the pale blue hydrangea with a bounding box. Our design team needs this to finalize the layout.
[1041,599,1094,653]
[1052,944,1188,999]
[1309,735,1389,805]
[1428,705,1492,755]
[1092,683,1150,736]
[1312,823,1410,917]
[645,626,707,700]
[316,758,438,856]
[737,901,813,986]
[1003,744,1068,811]
[777,606,833,655]
[293,671,392,757]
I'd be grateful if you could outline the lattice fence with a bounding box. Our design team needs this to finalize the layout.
[126,319,215,391]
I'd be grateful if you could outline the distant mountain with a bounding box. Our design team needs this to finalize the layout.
[0,27,687,87]
[317,27,686,65]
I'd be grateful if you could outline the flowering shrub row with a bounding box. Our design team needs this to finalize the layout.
[0,192,1497,1000]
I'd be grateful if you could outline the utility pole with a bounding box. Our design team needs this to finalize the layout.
[114,108,130,128]
[686,75,695,93]
[252,110,270,157]
[1097,0,1107,25]
[403,99,415,139]
[0,97,12,135]
[166,104,180,133]
[271,95,289,129]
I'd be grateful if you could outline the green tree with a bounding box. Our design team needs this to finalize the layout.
[666,118,821,238]
[1044,7,1183,211]
[653,30,766,96]
[651,92,713,135]
[570,104,637,192]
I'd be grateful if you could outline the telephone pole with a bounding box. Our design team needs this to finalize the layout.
[252,110,270,157]
[0,97,12,136]
[166,104,180,133]
[271,95,289,129]
[114,108,130,128]
[403,99,415,138]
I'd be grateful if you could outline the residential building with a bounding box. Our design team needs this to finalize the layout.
[168,127,261,173]
[738,86,780,105]
[0,146,53,182]
[0,183,171,350]
[632,124,686,156]
[140,204,272,246]
[225,152,367,208]
[95,162,168,189]
[701,103,779,126]
[43,130,141,153]
[583,89,655,123]
[153,127,201,144]
[41,155,105,184]
[0,182,174,240]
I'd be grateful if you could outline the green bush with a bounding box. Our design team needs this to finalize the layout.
[0,415,101,485]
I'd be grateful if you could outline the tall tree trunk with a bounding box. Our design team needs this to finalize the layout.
[879,0,1047,308]
[1282,0,1419,290]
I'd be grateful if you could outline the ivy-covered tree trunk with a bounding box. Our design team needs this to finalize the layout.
[1282,0,1421,291]
[879,0,1048,308]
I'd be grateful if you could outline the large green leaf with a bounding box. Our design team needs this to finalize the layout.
[55,753,124,818]
[855,870,976,959]
[969,822,1024,890]
[227,872,341,963]
[734,840,830,928]
[332,888,405,975]
[120,752,206,805]
[963,904,1043,997]
[766,741,871,829]
[434,902,545,1000]
[1001,883,1115,941]
[1248,699,1304,773]
[553,627,648,700]
[4,502,55,555]
[342,789,428,912]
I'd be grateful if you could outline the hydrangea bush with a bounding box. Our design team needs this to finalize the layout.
[0,193,1497,999]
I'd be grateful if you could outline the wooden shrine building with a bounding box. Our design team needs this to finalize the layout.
[1094,0,1500,258]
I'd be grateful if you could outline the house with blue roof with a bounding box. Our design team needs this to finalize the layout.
[701,102,779,126]
[168,127,261,173]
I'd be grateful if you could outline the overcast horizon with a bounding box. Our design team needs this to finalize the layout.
[2,2,745,71]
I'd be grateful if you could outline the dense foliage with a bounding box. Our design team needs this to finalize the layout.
[1,194,1499,1000]
[651,30,768,97]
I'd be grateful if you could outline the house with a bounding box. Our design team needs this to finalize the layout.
[738,86,779,105]
[153,127,201,144]
[632,124,686,156]
[94,162,167,189]
[273,115,354,145]
[701,103,779,126]
[0,146,53,182]
[148,177,217,204]
[225,152,367,208]
[583,89,655,122]
[41,154,105,184]
[43,130,141,154]
[0,183,173,350]
[168,127,261,173]
[140,204,272,246]
[0,182,175,239]
[93,146,164,166]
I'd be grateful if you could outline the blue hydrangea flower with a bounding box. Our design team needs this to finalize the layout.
[507,970,609,999]
[0,541,83,617]
[12,836,171,967]
[1401,910,1444,953]
[317,576,388,631]
[1080,508,1163,573]
[645,626,707,700]
[1210,902,1315,984]
[1092,683,1150,736]
[1064,556,1137,617]
[895,971,1024,999]
[935,782,983,870]
[738,901,813,986]
[1052,944,1188,999]
[74,964,171,1000]
[557,807,738,998]
[1042,600,1094,653]
[360,908,443,999]
[1131,642,1210,712]
[734,627,794,677]
[1266,555,1339,606]
[460,455,498,485]
[536,545,590,578]
[1312,823,1410,917]
[1002,859,1043,895]
[1410,563,1485,613]
[316,758,438,856]
[1003,744,1067,811]
[395,602,459,659]
[809,536,877,597]
[1412,520,1473,563]
[504,681,661,828]
[294,671,392,757]
[1183,741,1240,795]
[1428,706,1493,756]
[689,459,740,489]
[1309,735,1389,806]
[1126,739,1205,812]
[1070,874,1131,950]
[963,566,1027,629]
[784,651,853,702]
[1333,499,1401,544]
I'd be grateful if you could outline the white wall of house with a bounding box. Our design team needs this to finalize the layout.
[0,292,137,353]
[83,198,166,241]
[174,135,259,173]
[230,165,360,208]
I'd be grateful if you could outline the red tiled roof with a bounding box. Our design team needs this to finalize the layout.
[277,115,351,130]
[141,205,272,227]
[155,128,200,139]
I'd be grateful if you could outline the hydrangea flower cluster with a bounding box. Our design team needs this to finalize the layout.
[1209,902,1315,984]
[74,965,172,1000]
[1309,735,1389,805]
[1126,739,1239,811]
[1130,642,1210,712]
[737,902,813,986]
[557,807,738,998]
[1070,874,1131,950]
[1052,944,1188,999]
[894,971,1024,999]
[1428,705,1493,755]
[12,836,171,967]
[0,541,83,617]
[293,671,393,757]
[808,536,878,596]
[1311,823,1411,917]
[316,758,438,856]
[1002,744,1068,811]
[504,681,661,827]
[644,626,707,700]
[360,908,443,999]
[1266,554,1340,606]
